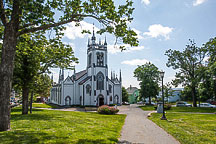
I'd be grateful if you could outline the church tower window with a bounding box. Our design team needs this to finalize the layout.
[96,72,104,90]
[88,53,92,67]
[109,85,112,93]
[86,84,91,95]
[97,52,104,66]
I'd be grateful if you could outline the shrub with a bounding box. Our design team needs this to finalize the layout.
[97,105,119,115]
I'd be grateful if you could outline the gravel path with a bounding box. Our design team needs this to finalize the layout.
[118,104,180,144]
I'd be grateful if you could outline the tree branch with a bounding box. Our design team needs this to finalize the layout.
[0,0,8,25]
[17,14,110,36]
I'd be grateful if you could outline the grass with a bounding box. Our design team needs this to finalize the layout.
[139,105,155,111]
[32,103,60,109]
[149,113,216,144]
[139,105,216,113]
[0,107,126,144]
[169,107,216,113]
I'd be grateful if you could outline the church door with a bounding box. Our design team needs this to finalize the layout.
[98,95,104,106]
[65,96,71,106]
[114,95,119,104]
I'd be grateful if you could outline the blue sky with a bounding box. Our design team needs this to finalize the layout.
[51,0,216,89]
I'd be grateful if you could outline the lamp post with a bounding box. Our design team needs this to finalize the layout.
[159,71,167,120]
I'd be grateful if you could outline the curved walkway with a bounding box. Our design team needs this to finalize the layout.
[118,104,180,144]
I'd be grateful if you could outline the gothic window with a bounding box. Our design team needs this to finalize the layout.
[88,53,92,67]
[86,84,91,95]
[110,96,112,101]
[109,85,112,93]
[97,52,104,66]
[96,72,104,90]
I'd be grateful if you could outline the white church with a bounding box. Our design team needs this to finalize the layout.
[50,30,122,106]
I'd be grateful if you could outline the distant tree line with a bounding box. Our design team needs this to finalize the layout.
[134,38,216,107]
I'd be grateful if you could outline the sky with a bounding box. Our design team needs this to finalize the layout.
[51,0,216,89]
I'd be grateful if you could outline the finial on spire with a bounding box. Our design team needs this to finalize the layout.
[99,38,101,45]
[91,23,96,41]
[119,69,122,82]
[104,36,107,45]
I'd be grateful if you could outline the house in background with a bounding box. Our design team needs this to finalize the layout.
[126,85,139,104]
[158,88,183,102]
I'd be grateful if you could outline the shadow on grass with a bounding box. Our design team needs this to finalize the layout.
[0,130,53,144]
[11,108,44,113]
[76,138,118,144]
[11,113,54,121]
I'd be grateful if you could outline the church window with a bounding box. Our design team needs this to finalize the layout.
[86,84,91,95]
[110,96,112,101]
[88,53,92,67]
[96,72,104,90]
[97,52,104,66]
[109,85,112,93]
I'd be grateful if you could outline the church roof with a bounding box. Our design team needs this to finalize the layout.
[71,70,87,81]
[79,76,91,85]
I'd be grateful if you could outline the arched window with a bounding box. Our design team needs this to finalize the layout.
[88,53,92,67]
[109,85,112,93]
[97,52,104,66]
[86,84,91,95]
[96,72,104,90]
[110,96,112,101]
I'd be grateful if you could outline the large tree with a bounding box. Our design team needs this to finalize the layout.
[13,33,77,114]
[0,0,138,131]
[134,62,160,104]
[165,40,207,107]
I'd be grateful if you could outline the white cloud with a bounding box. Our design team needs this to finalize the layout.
[144,24,173,40]
[132,28,144,40]
[64,21,99,40]
[141,0,150,5]
[0,39,2,44]
[121,59,150,66]
[108,44,145,54]
[193,0,207,6]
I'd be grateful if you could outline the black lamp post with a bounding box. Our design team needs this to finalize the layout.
[159,71,167,120]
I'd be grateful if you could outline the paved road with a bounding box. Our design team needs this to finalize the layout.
[118,104,180,144]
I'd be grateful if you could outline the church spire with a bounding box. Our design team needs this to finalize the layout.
[62,68,64,81]
[91,23,96,41]
[111,70,113,80]
[104,36,107,45]
[58,69,61,83]
[119,69,122,82]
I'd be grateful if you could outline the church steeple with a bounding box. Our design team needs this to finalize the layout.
[119,69,122,82]
[104,36,107,45]
[91,24,96,42]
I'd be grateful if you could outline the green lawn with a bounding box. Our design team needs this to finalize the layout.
[149,113,216,144]
[32,103,60,109]
[139,105,216,113]
[139,105,155,111]
[0,107,126,144]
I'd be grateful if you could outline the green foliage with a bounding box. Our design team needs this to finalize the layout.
[149,113,216,144]
[165,40,207,106]
[97,105,119,115]
[122,87,129,102]
[32,103,59,109]
[0,107,126,143]
[134,62,160,103]
[1,0,138,48]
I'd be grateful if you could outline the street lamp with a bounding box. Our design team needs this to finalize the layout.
[159,71,167,120]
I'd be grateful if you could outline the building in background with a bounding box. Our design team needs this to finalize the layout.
[126,85,139,104]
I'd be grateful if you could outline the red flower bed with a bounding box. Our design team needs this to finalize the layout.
[97,105,119,115]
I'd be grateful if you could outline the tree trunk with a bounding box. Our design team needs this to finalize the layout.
[0,25,18,131]
[192,86,197,107]
[149,95,151,105]
[30,91,34,114]
[22,86,29,115]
